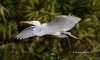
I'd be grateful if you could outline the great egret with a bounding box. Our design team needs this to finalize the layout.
[15,15,86,42]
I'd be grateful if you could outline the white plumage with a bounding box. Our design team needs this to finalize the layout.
[15,15,81,40]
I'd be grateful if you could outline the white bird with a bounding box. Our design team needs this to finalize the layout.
[15,15,86,42]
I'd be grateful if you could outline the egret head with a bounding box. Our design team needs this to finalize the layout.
[20,21,41,26]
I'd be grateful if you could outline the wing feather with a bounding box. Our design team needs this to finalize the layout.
[15,26,36,39]
[48,15,81,31]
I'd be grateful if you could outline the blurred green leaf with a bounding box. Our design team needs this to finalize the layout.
[0,0,100,60]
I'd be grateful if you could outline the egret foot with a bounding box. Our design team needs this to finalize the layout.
[77,39,87,43]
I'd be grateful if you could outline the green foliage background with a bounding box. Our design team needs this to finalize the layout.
[0,0,100,60]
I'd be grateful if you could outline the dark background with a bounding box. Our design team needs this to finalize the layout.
[0,0,100,60]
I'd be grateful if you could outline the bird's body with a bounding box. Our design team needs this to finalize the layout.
[16,15,84,41]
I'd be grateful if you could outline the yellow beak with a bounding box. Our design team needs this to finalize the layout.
[20,21,30,24]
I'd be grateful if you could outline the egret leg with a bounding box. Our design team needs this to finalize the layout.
[62,31,86,43]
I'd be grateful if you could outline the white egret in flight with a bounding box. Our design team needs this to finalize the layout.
[15,15,86,42]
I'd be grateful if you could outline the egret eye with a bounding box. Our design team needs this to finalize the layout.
[31,22,33,23]
[30,21,34,24]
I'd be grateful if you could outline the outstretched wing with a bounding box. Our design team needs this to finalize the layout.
[48,15,81,31]
[15,26,36,39]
